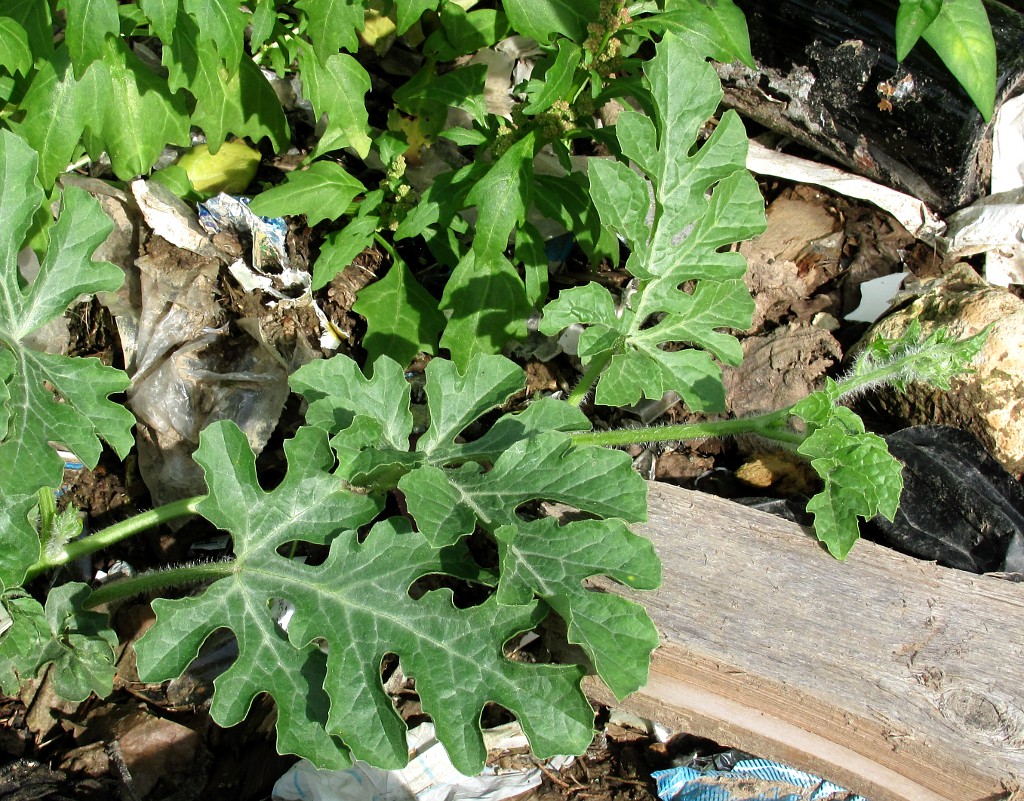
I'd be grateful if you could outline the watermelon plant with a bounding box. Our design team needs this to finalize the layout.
[0,0,990,776]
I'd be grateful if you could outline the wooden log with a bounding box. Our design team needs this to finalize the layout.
[586,481,1024,801]
[722,0,1024,214]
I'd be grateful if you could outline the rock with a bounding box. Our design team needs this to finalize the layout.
[855,264,1024,478]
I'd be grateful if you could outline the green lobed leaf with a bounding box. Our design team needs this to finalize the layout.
[394,63,489,126]
[502,0,600,43]
[540,35,765,408]
[297,0,366,60]
[81,38,192,180]
[0,131,135,498]
[918,0,996,121]
[183,0,248,74]
[139,0,178,43]
[162,11,288,152]
[17,47,89,188]
[0,17,32,77]
[249,162,365,227]
[249,0,278,51]
[3,0,52,59]
[352,260,446,368]
[496,518,660,699]
[792,384,903,559]
[0,583,117,702]
[64,0,120,78]
[299,49,373,159]
[136,421,595,774]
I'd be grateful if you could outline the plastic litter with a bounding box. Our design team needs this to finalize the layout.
[272,722,569,801]
[653,757,865,801]
[870,426,1024,574]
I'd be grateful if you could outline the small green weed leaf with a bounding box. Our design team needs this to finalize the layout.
[0,131,134,497]
[439,133,537,365]
[140,0,178,42]
[438,252,531,369]
[17,48,89,188]
[352,260,445,368]
[635,0,755,67]
[0,583,117,701]
[502,0,599,42]
[248,0,277,51]
[137,421,594,773]
[297,0,365,60]
[65,0,120,78]
[919,0,996,121]
[313,215,378,290]
[541,35,764,408]
[162,12,288,151]
[465,132,535,260]
[895,0,943,59]
[395,0,440,34]
[82,38,191,180]
[250,162,364,227]
[394,63,489,126]
[523,40,583,115]
[496,517,660,698]
[425,6,510,61]
[183,0,247,74]
[792,384,903,559]
[401,432,646,547]
[299,49,373,159]
[0,17,32,77]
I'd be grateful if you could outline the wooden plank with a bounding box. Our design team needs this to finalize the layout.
[585,481,1024,801]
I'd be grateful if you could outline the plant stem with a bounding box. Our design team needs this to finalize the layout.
[25,496,204,582]
[85,560,236,609]
[567,351,613,407]
[569,408,803,448]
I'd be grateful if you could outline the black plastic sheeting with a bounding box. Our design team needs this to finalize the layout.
[869,426,1024,574]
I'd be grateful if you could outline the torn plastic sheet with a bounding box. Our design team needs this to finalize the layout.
[844,271,910,323]
[985,93,1024,286]
[653,758,866,801]
[746,140,944,243]
[272,722,571,801]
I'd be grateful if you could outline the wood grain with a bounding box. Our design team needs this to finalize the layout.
[586,481,1024,801]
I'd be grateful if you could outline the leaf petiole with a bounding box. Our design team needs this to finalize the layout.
[24,496,204,582]
[569,407,801,448]
[84,560,236,609]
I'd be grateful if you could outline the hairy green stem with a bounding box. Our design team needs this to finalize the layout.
[570,408,802,448]
[85,560,236,609]
[567,351,614,407]
[25,496,203,582]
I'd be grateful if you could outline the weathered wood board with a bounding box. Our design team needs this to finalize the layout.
[587,481,1024,801]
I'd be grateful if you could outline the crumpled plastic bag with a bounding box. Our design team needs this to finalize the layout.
[273,722,568,801]
[653,758,865,801]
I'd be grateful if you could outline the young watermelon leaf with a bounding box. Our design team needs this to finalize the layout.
[540,34,766,408]
[136,421,597,774]
[791,382,903,559]
[0,131,135,499]
[0,583,117,702]
[290,353,654,700]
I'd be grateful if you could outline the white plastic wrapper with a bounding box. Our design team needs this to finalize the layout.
[273,722,571,801]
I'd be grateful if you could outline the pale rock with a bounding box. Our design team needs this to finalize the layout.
[857,264,1024,478]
